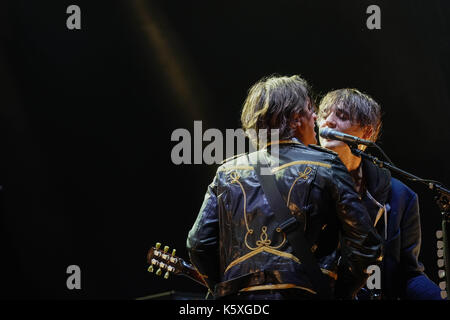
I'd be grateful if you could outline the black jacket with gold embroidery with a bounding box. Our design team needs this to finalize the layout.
[186,140,383,298]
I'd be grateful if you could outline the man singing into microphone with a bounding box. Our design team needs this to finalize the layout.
[317,88,443,300]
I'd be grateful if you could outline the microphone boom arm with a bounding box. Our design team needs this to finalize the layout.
[349,146,450,300]
[349,146,450,203]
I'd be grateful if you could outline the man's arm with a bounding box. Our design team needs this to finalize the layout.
[400,192,443,300]
[328,156,384,298]
[186,175,221,292]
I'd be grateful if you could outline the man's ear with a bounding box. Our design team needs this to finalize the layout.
[291,113,302,128]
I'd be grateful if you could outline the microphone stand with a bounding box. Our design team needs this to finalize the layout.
[350,145,450,299]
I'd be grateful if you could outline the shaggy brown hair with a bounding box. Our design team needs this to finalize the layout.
[240,74,314,148]
[318,88,382,142]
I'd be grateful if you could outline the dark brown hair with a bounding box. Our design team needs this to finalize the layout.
[240,74,313,147]
[318,88,382,141]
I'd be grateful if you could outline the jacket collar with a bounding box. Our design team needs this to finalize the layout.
[361,157,392,204]
[263,138,303,148]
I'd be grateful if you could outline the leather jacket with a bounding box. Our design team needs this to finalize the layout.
[187,140,383,298]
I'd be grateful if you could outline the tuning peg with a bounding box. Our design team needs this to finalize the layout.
[155,242,161,250]
[441,291,448,300]
[164,271,170,279]
[437,240,444,249]
[147,265,154,273]
[439,270,446,279]
[164,246,169,253]
[438,249,444,258]
[439,281,446,291]
[438,259,445,268]
[436,230,443,239]
[172,249,176,257]
[156,268,162,276]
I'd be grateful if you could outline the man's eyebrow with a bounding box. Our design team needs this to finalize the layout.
[336,106,349,114]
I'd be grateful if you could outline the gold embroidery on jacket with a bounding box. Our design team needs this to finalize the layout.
[240,283,317,295]
[226,170,292,273]
[218,165,254,172]
[225,246,300,273]
[286,166,312,206]
[272,160,330,173]
[230,171,287,251]
[285,166,313,233]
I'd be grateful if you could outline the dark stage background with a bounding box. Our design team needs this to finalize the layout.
[0,0,449,299]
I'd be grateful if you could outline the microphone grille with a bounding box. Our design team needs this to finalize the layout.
[319,127,332,138]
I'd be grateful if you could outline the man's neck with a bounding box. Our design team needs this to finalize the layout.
[339,148,365,193]
[338,147,362,172]
[327,144,364,192]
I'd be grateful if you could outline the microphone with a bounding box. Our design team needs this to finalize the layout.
[319,128,373,146]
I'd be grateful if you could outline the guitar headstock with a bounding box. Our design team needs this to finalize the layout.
[146,242,183,280]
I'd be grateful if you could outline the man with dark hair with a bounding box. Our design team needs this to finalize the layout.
[186,75,382,300]
[318,88,443,300]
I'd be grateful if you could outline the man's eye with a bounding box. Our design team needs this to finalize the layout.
[336,111,349,120]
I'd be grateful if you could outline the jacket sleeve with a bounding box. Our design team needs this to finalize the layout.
[186,174,220,292]
[401,193,443,299]
[327,156,383,299]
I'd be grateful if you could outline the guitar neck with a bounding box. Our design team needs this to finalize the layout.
[178,259,208,288]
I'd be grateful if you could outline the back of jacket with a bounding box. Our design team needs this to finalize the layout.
[187,140,382,298]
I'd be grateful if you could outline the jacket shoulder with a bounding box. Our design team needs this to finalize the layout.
[390,177,417,199]
[217,153,254,173]
[308,144,338,156]
[220,153,248,165]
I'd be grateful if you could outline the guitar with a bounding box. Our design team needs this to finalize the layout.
[146,242,208,288]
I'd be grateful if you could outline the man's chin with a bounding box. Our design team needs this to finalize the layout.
[319,139,343,150]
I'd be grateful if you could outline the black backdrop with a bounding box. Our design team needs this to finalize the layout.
[0,0,449,299]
